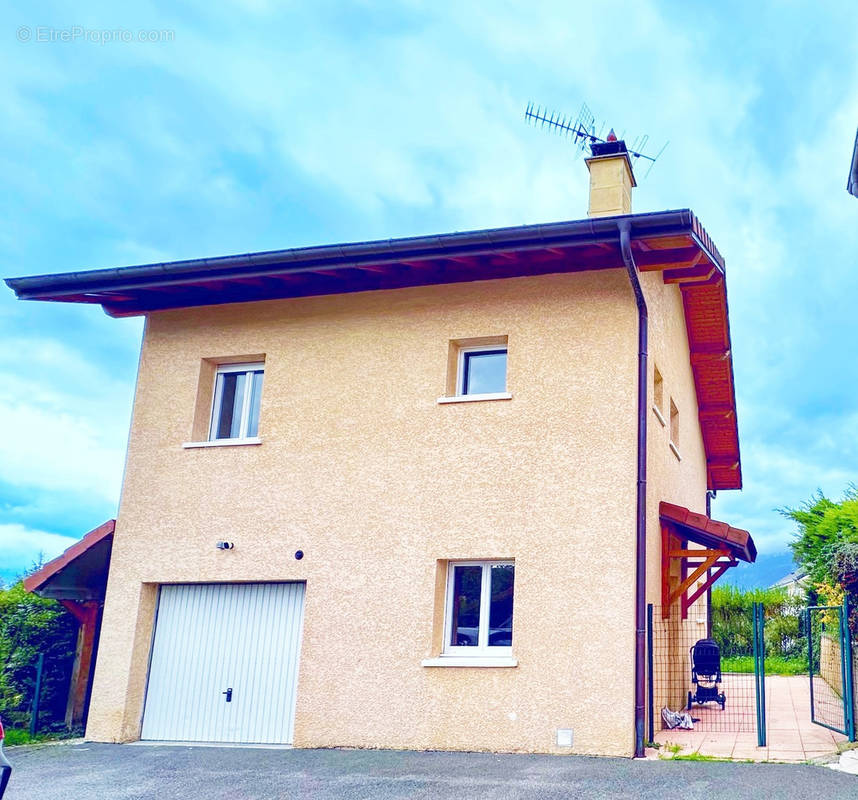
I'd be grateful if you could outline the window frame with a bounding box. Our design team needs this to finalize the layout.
[457,345,508,397]
[653,365,666,426]
[669,397,681,460]
[208,362,264,442]
[442,560,514,658]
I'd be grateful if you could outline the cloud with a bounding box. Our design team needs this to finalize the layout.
[0,523,78,584]
[0,336,135,504]
[2,0,858,585]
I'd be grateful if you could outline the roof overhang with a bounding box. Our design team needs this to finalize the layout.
[5,209,742,489]
[660,501,755,619]
[660,502,755,563]
[24,519,114,602]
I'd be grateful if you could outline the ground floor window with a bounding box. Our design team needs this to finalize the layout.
[444,561,514,656]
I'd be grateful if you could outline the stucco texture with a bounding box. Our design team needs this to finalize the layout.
[640,271,712,719]
[86,267,707,757]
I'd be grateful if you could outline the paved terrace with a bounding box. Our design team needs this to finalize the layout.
[651,674,848,762]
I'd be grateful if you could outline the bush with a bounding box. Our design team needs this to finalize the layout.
[711,584,806,664]
[0,579,77,730]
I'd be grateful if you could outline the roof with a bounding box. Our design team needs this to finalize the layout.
[5,208,742,489]
[771,569,807,589]
[660,502,756,563]
[24,519,115,601]
[850,128,858,198]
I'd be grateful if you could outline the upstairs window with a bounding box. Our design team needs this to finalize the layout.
[444,561,515,656]
[209,363,264,441]
[653,365,666,425]
[458,346,507,396]
[669,397,681,459]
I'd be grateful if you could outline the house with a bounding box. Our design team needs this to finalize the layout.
[771,569,809,599]
[6,138,755,758]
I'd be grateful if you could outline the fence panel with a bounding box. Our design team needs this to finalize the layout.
[648,604,759,735]
[807,604,855,740]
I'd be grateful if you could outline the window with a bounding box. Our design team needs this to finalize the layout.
[209,363,264,441]
[444,561,514,656]
[653,365,666,425]
[458,346,507,396]
[669,398,680,458]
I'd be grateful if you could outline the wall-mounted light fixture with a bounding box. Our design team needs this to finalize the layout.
[216,541,235,550]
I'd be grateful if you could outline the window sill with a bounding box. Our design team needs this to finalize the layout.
[436,393,512,405]
[652,405,666,427]
[182,438,262,449]
[669,441,682,461]
[421,656,518,668]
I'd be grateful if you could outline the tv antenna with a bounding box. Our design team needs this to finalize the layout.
[524,102,668,178]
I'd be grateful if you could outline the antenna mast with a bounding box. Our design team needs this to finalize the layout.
[524,102,668,178]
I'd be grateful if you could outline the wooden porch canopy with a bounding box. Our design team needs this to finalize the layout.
[660,502,756,619]
[24,519,114,727]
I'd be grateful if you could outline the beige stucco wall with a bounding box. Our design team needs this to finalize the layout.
[640,272,711,723]
[87,266,708,756]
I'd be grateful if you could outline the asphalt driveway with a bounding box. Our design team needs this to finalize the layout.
[4,742,857,800]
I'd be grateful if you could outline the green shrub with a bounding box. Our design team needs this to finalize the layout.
[711,584,806,661]
[0,579,77,730]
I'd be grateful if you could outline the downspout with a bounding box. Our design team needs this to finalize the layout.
[706,490,716,638]
[619,220,648,758]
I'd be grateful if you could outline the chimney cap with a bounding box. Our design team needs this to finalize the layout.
[590,138,629,158]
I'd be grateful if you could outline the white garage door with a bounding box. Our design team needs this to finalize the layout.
[141,582,305,744]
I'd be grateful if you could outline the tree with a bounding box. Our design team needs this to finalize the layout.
[783,485,858,630]
[0,579,77,730]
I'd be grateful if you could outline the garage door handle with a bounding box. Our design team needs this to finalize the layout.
[222,688,233,703]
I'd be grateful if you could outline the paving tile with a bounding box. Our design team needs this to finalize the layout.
[803,748,840,759]
[766,733,805,749]
[767,750,808,763]
[800,730,837,744]
[731,747,768,762]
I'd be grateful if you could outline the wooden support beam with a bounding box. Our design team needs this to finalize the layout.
[60,600,101,728]
[668,548,725,559]
[683,562,734,615]
[668,552,722,607]
[662,520,740,618]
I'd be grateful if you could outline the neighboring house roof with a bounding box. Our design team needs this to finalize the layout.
[660,501,756,563]
[849,128,858,198]
[24,519,115,601]
[771,569,807,589]
[4,209,741,489]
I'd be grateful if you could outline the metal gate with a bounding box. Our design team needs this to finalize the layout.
[807,601,856,741]
[647,602,767,744]
[141,582,305,744]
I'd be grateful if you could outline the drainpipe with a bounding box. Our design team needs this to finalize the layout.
[619,220,648,758]
[706,490,716,638]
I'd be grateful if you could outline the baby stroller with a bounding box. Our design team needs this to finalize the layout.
[687,638,726,710]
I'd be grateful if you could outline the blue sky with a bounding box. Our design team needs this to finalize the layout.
[2,0,857,584]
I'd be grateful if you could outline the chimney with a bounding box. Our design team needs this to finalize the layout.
[585,130,637,217]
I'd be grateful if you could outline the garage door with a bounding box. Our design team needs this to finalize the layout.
[141,582,305,744]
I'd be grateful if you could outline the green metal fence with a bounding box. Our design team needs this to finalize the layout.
[752,602,766,746]
[807,600,856,741]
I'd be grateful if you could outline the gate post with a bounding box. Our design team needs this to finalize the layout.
[647,604,654,744]
[843,597,856,742]
[753,602,767,747]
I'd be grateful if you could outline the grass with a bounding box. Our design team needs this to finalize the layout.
[2,727,82,746]
[721,655,807,675]
[658,742,755,763]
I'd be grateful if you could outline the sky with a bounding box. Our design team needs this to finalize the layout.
[1,0,857,585]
